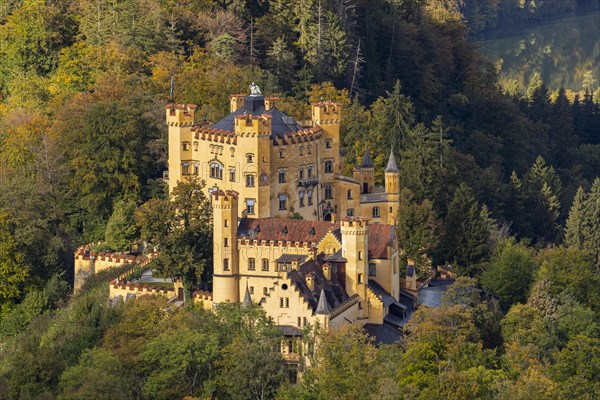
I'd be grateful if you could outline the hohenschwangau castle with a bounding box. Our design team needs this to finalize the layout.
[163,88,417,339]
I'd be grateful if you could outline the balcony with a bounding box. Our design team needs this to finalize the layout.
[297,178,319,188]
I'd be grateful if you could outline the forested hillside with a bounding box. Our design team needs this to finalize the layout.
[0,1,599,399]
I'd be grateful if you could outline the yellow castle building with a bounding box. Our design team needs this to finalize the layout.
[163,86,417,344]
[166,87,401,224]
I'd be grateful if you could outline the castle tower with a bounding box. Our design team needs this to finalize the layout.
[384,148,400,194]
[311,101,342,173]
[166,104,197,193]
[233,99,272,218]
[359,147,375,194]
[341,216,369,319]
[212,190,240,304]
[230,94,246,112]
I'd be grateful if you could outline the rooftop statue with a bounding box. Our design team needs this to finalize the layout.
[249,82,262,96]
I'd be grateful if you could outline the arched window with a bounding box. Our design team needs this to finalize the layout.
[210,162,223,179]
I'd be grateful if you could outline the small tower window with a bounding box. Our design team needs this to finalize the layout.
[358,273,363,284]
[347,208,354,217]
[230,147,235,157]
[279,194,287,210]
[278,169,286,183]
[299,167,304,180]
[358,251,363,260]
[324,184,333,199]
[248,258,256,271]
[224,219,228,227]
[250,286,254,294]
[182,142,190,151]
[372,207,380,218]
[229,168,236,182]
[193,141,199,151]
[308,145,312,154]
[181,162,190,175]
[347,189,352,199]
[223,258,229,271]
[246,174,255,187]
[324,160,333,173]
[325,140,332,149]
[279,149,285,158]
[246,199,255,215]
[246,153,254,163]
[300,146,304,156]
[308,165,313,178]
[262,259,269,271]
[224,238,229,247]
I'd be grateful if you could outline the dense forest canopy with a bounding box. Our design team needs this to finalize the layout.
[0,1,599,399]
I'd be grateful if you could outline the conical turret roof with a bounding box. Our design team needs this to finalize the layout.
[242,282,253,309]
[385,148,400,173]
[315,287,330,315]
[360,147,374,168]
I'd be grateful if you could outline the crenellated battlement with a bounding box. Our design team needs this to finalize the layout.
[165,103,196,126]
[311,101,342,124]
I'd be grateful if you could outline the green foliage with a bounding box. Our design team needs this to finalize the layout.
[104,198,138,251]
[443,183,489,276]
[565,179,600,265]
[481,239,537,310]
[0,212,29,313]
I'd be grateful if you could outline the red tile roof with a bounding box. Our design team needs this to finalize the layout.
[237,218,393,259]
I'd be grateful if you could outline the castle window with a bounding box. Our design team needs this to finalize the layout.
[347,189,352,199]
[390,206,393,213]
[230,147,235,157]
[262,259,269,271]
[223,258,229,271]
[250,286,254,294]
[246,199,255,215]
[245,174,255,187]
[358,251,363,260]
[263,287,268,295]
[193,141,199,151]
[285,298,290,308]
[194,162,199,175]
[324,184,333,199]
[324,160,333,173]
[182,142,190,151]
[372,207,380,218]
[325,140,332,149]
[229,168,236,182]
[279,149,285,158]
[246,153,254,163]
[300,146,304,156]
[307,190,313,206]
[369,263,376,276]
[182,162,190,175]
[224,238,229,247]
[210,145,214,154]
[210,163,223,179]
[347,208,354,217]
[248,258,256,271]
[299,191,305,207]
[299,167,304,180]
[308,165,313,178]
[298,317,301,327]
[303,317,307,326]
[278,169,286,183]
[308,145,312,154]
[279,194,287,210]
[280,298,284,308]
[358,273,363,284]
[224,219,228,227]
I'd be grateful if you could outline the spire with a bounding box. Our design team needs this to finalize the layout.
[360,147,374,168]
[242,281,253,309]
[315,287,330,315]
[385,148,399,173]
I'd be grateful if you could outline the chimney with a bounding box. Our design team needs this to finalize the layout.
[323,264,331,281]
[306,273,315,292]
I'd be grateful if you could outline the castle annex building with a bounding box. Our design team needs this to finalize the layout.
[166,90,401,224]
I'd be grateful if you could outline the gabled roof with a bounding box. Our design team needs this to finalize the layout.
[360,147,375,168]
[385,148,399,173]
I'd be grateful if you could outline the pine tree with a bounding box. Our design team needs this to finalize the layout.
[549,88,577,167]
[525,156,562,243]
[105,198,138,251]
[443,183,489,276]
